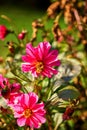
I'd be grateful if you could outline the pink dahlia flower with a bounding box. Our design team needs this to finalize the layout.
[0,25,8,40]
[21,42,60,77]
[13,92,46,128]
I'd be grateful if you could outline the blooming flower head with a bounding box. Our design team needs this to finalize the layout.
[12,92,46,128]
[21,42,60,78]
[0,25,8,40]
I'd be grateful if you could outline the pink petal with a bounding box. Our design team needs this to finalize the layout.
[42,70,52,78]
[28,92,38,108]
[45,50,58,60]
[26,43,36,58]
[22,55,36,63]
[14,112,23,118]
[26,117,40,128]
[21,63,30,72]
[26,118,34,127]
[46,60,60,66]
[21,94,29,108]
[17,117,26,127]
[34,109,46,115]
[32,103,45,111]
[38,42,51,57]
[13,105,24,113]
[44,66,58,75]
[33,113,46,123]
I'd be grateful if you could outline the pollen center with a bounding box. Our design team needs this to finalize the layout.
[36,61,44,73]
[24,109,32,118]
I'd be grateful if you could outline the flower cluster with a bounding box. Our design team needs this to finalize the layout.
[0,25,61,129]
[0,74,46,128]
[0,8,82,129]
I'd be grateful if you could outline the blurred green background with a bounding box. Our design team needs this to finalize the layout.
[0,0,50,57]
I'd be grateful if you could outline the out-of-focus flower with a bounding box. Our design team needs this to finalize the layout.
[8,92,22,108]
[10,83,21,93]
[0,74,9,89]
[7,83,21,106]
[0,74,10,98]
[18,30,27,40]
[0,74,21,99]
[21,42,60,78]
[63,106,74,120]
[0,25,8,40]
[13,92,46,128]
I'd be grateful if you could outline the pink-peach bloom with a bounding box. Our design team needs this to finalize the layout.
[0,25,8,40]
[13,92,46,128]
[21,42,60,77]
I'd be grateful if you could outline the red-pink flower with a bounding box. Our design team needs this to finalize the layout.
[10,83,21,93]
[0,74,10,89]
[0,25,8,40]
[21,42,60,78]
[8,92,23,108]
[0,74,21,99]
[0,74,10,98]
[13,92,46,128]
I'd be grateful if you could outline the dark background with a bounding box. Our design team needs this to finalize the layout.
[0,0,51,10]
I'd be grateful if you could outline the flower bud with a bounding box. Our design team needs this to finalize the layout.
[63,106,74,120]
[18,30,27,40]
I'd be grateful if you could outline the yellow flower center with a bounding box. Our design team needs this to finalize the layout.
[24,109,32,118]
[36,61,44,73]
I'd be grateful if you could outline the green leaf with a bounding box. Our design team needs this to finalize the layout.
[0,97,8,108]
[7,61,33,83]
[58,86,80,101]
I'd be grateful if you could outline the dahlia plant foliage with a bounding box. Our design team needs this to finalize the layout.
[1,1,87,129]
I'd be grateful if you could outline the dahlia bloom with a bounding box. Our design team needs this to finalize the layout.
[13,92,46,128]
[21,42,60,77]
[0,25,8,40]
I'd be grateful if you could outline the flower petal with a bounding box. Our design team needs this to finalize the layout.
[22,55,36,63]
[28,92,38,108]
[26,117,40,128]
[21,94,29,108]
[26,43,36,58]
[17,117,26,127]
[33,103,45,112]
[21,63,30,72]
[33,113,46,123]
